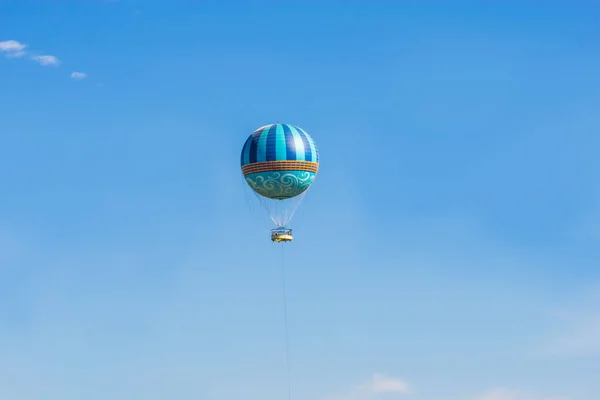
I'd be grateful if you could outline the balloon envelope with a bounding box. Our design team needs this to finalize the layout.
[241,123,319,200]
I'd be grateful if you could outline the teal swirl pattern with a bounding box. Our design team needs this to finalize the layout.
[245,171,316,200]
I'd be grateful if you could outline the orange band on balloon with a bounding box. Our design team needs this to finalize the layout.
[241,160,319,176]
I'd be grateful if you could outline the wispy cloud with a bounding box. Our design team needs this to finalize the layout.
[0,40,27,58]
[369,374,412,395]
[1,39,86,80]
[31,55,61,66]
[326,373,412,400]
[71,71,88,80]
[477,387,572,400]
[2,40,60,66]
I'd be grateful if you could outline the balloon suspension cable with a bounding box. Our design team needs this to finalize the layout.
[281,243,291,400]
[249,190,308,229]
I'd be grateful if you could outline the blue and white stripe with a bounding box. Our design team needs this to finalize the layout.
[240,123,319,166]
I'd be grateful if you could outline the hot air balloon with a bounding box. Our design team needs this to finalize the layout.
[240,122,319,242]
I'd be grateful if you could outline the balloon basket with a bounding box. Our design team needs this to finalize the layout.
[271,227,293,243]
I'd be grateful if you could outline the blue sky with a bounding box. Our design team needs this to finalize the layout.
[1,1,600,399]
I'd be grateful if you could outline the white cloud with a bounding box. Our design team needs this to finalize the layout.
[325,373,412,400]
[3,39,93,82]
[70,71,88,80]
[0,40,26,52]
[477,387,572,400]
[369,374,412,394]
[0,40,27,57]
[2,40,64,67]
[31,54,61,66]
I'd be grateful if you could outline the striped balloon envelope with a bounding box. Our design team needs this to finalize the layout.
[240,123,319,200]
